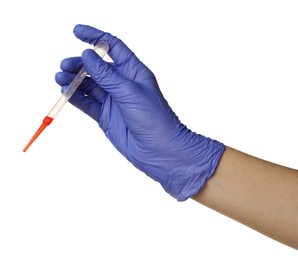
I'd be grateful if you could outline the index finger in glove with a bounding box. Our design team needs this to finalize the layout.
[73,24,138,67]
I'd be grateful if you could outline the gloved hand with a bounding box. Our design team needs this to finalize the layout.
[55,24,225,201]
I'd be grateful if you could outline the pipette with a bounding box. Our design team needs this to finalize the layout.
[23,41,109,152]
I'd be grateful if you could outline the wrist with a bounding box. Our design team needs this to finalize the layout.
[164,131,225,201]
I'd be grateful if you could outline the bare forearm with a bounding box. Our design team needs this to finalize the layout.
[192,146,298,249]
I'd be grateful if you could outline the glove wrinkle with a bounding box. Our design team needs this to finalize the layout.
[57,24,225,201]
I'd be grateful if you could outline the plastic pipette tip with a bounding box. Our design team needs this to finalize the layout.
[23,116,54,152]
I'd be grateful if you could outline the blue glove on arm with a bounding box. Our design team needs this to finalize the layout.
[55,24,225,201]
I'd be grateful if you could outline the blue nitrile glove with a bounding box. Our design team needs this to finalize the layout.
[55,24,225,201]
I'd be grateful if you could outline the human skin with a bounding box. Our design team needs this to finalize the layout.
[57,24,298,250]
[192,146,298,249]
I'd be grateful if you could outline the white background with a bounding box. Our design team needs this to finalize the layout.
[1,0,297,259]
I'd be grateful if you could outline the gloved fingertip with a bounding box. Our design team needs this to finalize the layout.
[60,58,71,70]
[82,49,102,63]
[55,72,63,85]
[73,24,85,36]
[61,85,68,94]
[81,49,106,80]
[55,71,76,86]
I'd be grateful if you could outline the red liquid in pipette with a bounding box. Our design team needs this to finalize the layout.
[23,116,53,152]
